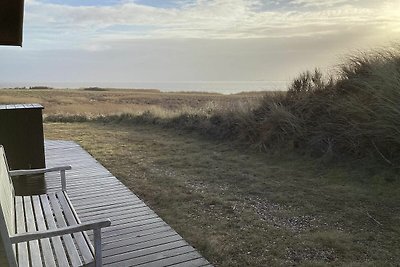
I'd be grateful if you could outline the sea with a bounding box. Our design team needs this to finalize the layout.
[0,81,289,94]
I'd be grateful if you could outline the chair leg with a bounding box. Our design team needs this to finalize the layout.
[94,229,102,267]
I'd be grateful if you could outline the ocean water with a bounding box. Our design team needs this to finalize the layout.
[0,81,289,94]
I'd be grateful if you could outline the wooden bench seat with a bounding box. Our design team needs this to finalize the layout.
[0,146,111,267]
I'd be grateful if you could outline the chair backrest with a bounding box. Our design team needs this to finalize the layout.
[0,145,17,267]
[0,146,15,236]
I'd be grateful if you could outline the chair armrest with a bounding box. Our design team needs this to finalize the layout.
[9,219,111,244]
[9,166,72,176]
[10,166,72,190]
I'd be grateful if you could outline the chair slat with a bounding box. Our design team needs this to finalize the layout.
[23,196,43,267]
[0,146,15,235]
[32,196,57,267]
[48,193,82,266]
[56,191,94,264]
[15,196,29,267]
[40,194,70,267]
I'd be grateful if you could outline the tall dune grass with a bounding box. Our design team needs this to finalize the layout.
[45,45,400,164]
[246,45,400,163]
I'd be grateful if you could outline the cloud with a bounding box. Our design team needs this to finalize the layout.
[21,0,400,51]
[2,0,398,87]
[290,0,354,8]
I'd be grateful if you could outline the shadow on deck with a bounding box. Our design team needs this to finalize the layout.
[44,140,212,267]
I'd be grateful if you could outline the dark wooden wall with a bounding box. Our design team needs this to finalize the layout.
[0,104,45,170]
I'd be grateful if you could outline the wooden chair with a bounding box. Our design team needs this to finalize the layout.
[0,145,111,266]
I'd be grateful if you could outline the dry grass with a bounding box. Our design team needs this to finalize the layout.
[4,46,400,166]
[44,122,400,266]
[0,88,265,117]
[2,45,400,266]
[18,44,400,165]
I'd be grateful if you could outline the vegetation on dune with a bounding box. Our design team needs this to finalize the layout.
[45,45,400,164]
[255,46,400,163]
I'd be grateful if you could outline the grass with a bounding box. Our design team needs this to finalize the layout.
[2,44,400,265]
[36,45,400,165]
[44,122,400,266]
[0,88,264,117]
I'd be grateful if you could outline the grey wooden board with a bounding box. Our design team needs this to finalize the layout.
[23,196,43,267]
[44,140,211,267]
[48,193,83,266]
[15,197,29,267]
[31,195,57,267]
[39,194,70,267]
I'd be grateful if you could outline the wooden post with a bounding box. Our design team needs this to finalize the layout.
[94,228,102,267]
[61,170,66,191]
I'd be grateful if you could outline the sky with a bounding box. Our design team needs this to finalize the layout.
[0,0,400,90]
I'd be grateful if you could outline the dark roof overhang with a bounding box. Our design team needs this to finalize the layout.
[0,0,25,46]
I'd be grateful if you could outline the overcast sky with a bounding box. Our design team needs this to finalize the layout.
[0,0,399,88]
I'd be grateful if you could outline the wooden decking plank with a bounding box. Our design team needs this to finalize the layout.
[139,251,204,267]
[106,245,195,267]
[15,196,29,267]
[71,194,140,208]
[79,206,149,221]
[167,256,211,267]
[101,223,170,242]
[82,208,155,223]
[103,230,177,248]
[102,231,178,253]
[66,183,129,193]
[31,195,57,267]
[23,196,43,267]
[46,177,115,188]
[101,226,173,244]
[171,259,212,267]
[78,203,147,218]
[39,194,70,267]
[81,209,155,225]
[100,214,160,229]
[67,183,131,192]
[102,221,167,239]
[63,185,127,194]
[79,208,144,222]
[50,184,126,195]
[47,177,118,188]
[75,199,143,213]
[101,215,163,229]
[103,240,190,265]
[70,191,133,202]
[103,234,183,257]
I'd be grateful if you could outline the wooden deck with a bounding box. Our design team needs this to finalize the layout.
[44,140,212,267]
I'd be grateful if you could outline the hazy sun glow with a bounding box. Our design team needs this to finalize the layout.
[383,1,400,31]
